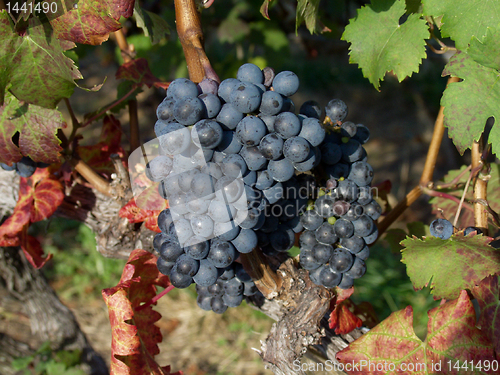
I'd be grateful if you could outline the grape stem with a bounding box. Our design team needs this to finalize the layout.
[452,164,483,228]
[113,29,141,154]
[135,285,175,312]
[472,137,489,234]
[67,157,113,197]
[376,77,459,237]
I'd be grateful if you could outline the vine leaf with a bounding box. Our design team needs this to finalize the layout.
[102,249,180,375]
[401,233,500,300]
[0,168,63,268]
[442,50,500,156]
[422,0,500,50]
[77,115,125,176]
[472,276,500,356]
[337,291,496,374]
[329,287,362,334]
[119,189,166,233]
[468,28,500,70]
[296,0,330,34]
[259,0,274,20]
[46,0,134,45]
[116,58,168,89]
[0,12,81,108]
[341,0,429,90]
[134,4,170,44]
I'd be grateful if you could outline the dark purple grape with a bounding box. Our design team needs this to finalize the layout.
[315,223,338,245]
[311,243,333,264]
[333,218,354,238]
[329,247,353,273]
[325,99,348,122]
[299,100,321,119]
[259,133,284,161]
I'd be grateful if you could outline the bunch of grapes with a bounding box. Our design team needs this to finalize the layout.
[1,156,48,177]
[150,62,378,313]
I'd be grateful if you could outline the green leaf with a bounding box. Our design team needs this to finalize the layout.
[11,356,34,370]
[134,4,170,44]
[441,51,500,156]
[0,92,64,164]
[341,0,429,90]
[468,27,500,70]
[401,233,500,300]
[296,0,329,34]
[0,11,81,108]
[337,291,496,374]
[405,0,422,14]
[422,0,500,50]
[260,0,274,20]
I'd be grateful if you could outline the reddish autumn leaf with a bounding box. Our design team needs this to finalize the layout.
[119,195,163,233]
[144,216,161,233]
[102,249,180,375]
[78,115,125,175]
[472,276,500,356]
[30,168,65,222]
[47,0,134,45]
[116,58,166,89]
[329,287,362,334]
[135,182,167,212]
[0,182,32,245]
[20,230,53,269]
[337,291,495,375]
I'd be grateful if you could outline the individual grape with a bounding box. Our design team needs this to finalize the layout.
[172,218,194,245]
[348,161,374,186]
[199,93,222,118]
[298,117,325,146]
[190,214,214,238]
[364,200,382,220]
[191,119,223,149]
[272,71,299,97]
[197,295,213,311]
[230,82,262,113]
[262,182,284,204]
[157,121,192,155]
[293,147,321,173]
[325,163,350,179]
[363,226,378,245]
[168,193,190,215]
[215,176,244,203]
[259,133,284,161]
[329,247,354,273]
[172,151,196,172]
[357,186,373,205]
[356,246,370,261]
[255,170,273,190]
[299,249,322,270]
[239,146,268,171]
[177,169,200,192]
[281,97,295,113]
[197,78,219,95]
[340,121,357,138]
[210,297,228,314]
[191,173,216,199]
[325,99,348,122]
[259,114,276,133]
[213,220,240,241]
[332,200,351,217]
[269,226,295,252]
[231,228,258,253]
[185,193,209,215]
[153,233,169,254]
[235,116,267,146]
[464,226,483,236]
[340,236,365,254]
[194,259,219,287]
[235,208,261,229]
[173,97,204,125]
[208,200,236,222]
[159,175,180,199]
[242,281,258,296]
[156,97,176,121]
[300,230,317,249]
[218,131,243,154]
[335,179,359,203]
[342,203,364,221]
[300,210,323,231]
[157,257,175,276]
[353,124,370,144]
[243,170,257,186]
[286,215,303,233]
[274,112,301,139]
[184,237,210,259]
[237,63,264,84]
[216,104,245,130]
[268,158,295,182]
[219,154,248,178]
[16,156,37,177]
[223,293,244,308]
[208,240,237,268]
[224,277,243,296]
[200,162,222,179]
[311,243,333,264]
[283,136,310,163]
[333,218,354,238]
[352,215,374,237]
[315,223,338,245]
[345,257,366,279]
[169,266,193,288]
[320,143,342,165]
[299,101,321,119]
[167,78,199,100]
[159,239,184,262]
[157,209,173,233]
[314,196,336,218]
[218,78,241,103]
[341,139,364,163]
[338,274,354,289]
[259,215,279,233]
[430,219,453,239]
[175,254,200,276]
[259,91,283,115]
[319,267,342,288]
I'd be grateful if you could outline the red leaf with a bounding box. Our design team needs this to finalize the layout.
[0,181,32,244]
[102,249,179,375]
[472,276,500,356]
[20,230,53,269]
[30,168,65,222]
[119,183,166,232]
[337,291,495,374]
[78,115,125,175]
[329,287,362,334]
[116,58,165,89]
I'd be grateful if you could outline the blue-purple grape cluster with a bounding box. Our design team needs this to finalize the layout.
[1,156,48,177]
[151,63,378,313]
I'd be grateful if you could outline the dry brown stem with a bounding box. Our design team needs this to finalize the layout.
[472,138,489,234]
